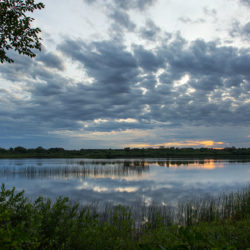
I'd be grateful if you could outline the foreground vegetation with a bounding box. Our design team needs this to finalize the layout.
[1,146,250,159]
[0,185,249,249]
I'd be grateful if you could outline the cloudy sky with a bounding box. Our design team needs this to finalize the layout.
[0,0,250,149]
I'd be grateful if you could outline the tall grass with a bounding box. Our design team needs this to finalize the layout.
[119,186,250,228]
[0,184,249,249]
[176,187,250,226]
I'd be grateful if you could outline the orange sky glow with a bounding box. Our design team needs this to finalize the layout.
[126,140,224,148]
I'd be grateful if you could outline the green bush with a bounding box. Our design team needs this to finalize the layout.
[0,184,249,249]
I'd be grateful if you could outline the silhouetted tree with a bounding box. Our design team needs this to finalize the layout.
[0,0,45,63]
[0,147,7,153]
[48,147,65,153]
[14,146,27,153]
[35,146,45,153]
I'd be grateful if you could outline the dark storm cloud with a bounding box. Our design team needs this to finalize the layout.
[0,51,62,83]
[230,21,250,41]
[108,9,136,31]
[135,36,250,126]
[0,32,250,145]
[84,0,157,11]
[0,53,34,82]
[139,19,161,41]
[239,0,250,6]
[110,0,156,11]
[242,22,250,36]
[133,45,164,72]
[83,120,152,132]
[36,51,64,71]
[56,36,250,127]
[178,17,205,24]
[83,0,157,38]
[159,38,250,78]
[0,40,142,138]
[58,39,139,93]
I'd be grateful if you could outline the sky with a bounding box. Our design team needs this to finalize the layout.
[0,0,250,149]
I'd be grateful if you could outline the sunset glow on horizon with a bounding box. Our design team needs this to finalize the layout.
[125,140,225,149]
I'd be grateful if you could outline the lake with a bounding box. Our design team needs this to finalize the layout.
[0,158,249,207]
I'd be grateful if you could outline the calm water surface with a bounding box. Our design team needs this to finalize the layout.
[0,158,249,206]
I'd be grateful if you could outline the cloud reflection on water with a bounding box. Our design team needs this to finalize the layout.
[0,158,249,206]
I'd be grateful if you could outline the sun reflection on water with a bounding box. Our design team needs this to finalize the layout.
[165,159,225,170]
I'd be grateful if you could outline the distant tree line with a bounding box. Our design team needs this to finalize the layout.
[0,146,250,158]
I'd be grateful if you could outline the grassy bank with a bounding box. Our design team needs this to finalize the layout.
[0,185,249,249]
